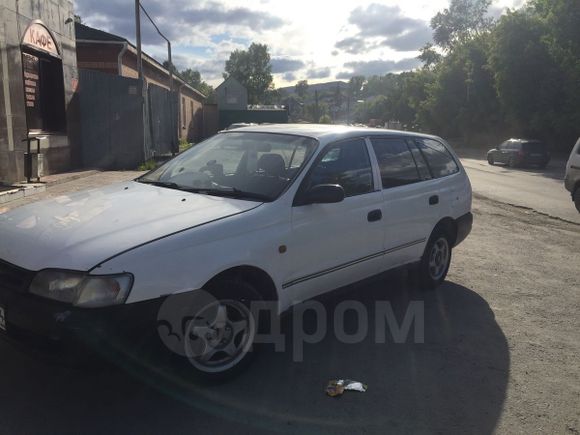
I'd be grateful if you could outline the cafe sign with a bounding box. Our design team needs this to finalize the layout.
[21,21,60,57]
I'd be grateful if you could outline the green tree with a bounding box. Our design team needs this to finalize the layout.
[294,80,309,100]
[162,60,178,74]
[418,43,443,68]
[424,35,500,138]
[488,9,567,141]
[224,43,273,104]
[431,0,494,50]
[319,114,332,124]
[179,68,215,98]
[348,76,365,101]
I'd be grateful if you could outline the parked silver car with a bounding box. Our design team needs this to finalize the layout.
[564,137,580,212]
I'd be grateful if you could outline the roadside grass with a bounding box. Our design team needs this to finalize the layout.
[179,139,193,153]
[137,159,157,171]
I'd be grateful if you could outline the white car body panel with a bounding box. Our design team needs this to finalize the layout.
[0,181,259,271]
[565,137,580,194]
[0,125,472,315]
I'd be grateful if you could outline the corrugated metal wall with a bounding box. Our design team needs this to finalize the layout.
[79,69,179,169]
[79,69,144,169]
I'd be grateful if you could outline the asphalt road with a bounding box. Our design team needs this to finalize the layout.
[0,170,579,434]
[460,156,580,224]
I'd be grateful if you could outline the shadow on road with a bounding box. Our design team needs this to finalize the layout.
[0,272,509,435]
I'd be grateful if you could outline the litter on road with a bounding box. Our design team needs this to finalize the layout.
[326,379,368,397]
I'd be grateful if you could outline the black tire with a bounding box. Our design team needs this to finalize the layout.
[487,154,495,165]
[508,156,516,168]
[418,229,453,290]
[183,279,263,381]
[574,188,580,213]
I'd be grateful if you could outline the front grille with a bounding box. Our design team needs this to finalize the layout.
[0,260,35,292]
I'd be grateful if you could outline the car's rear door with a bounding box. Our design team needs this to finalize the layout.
[368,137,437,267]
[283,137,385,303]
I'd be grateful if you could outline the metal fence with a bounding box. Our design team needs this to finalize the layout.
[79,69,178,169]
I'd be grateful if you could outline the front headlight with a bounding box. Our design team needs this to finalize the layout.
[29,270,133,308]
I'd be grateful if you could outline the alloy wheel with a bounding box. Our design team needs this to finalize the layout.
[428,237,450,281]
[184,299,256,373]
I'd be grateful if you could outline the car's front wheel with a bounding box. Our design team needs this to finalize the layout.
[418,230,452,289]
[487,154,495,165]
[183,279,262,380]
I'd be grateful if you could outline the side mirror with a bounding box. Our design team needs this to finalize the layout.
[303,184,345,205]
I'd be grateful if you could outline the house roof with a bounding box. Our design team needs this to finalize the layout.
[215,76,246,91]
[75,23,126,42]
[75,23,206,100]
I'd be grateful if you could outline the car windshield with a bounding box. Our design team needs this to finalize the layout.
[138,132,317,202]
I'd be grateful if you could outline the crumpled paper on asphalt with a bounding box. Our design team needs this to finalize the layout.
[325,379,368,397]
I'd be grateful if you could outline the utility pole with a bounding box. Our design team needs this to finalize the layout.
[167,41,173,92]
[135,0,143,80]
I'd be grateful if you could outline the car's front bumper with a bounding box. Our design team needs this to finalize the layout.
[0,279,163,353]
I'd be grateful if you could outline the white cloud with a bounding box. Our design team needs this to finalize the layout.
[75,0,524,87]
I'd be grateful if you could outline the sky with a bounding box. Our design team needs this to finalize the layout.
[74,0,525,88]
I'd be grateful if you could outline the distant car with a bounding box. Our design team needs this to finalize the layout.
[564,137,580,212]
[487,139,550,169]
[0,125,472,378]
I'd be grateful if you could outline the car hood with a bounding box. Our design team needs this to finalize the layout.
[0,181,261,271]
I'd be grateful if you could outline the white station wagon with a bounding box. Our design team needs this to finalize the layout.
[0,125,472,377]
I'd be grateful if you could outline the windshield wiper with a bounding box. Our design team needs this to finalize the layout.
[137,179,270,202]
[137,179,181,189]
[183,187,271,202]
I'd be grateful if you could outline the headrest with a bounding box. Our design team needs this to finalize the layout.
[257,153,285,177]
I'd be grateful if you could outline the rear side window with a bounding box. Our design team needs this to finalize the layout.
[370,138,421,188]
[415,138,459,178]
[522,142,546,153]
[305,138,373,197]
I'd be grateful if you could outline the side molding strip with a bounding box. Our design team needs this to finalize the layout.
[282,238,426,289]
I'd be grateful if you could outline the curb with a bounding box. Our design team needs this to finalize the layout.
[0,170,100,205]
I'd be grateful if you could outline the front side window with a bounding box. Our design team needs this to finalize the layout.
[303,138,373,197]
[415,138,459,178]
[139,132,317,201]
[370,138,421,188]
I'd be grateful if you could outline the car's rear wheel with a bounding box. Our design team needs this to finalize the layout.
[488,155,495,165]
[418,230,452,290]
[184,279,262,380]
[508,156,516,168]
[574,188,580,213]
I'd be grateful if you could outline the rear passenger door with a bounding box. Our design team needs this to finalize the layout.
[411,137,461,233]
[369,137,437,267]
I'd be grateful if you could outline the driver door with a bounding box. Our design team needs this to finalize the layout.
[282,138,385,304]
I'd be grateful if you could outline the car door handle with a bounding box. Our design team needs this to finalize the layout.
[429,195,439,205]
[367,209,382,222]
